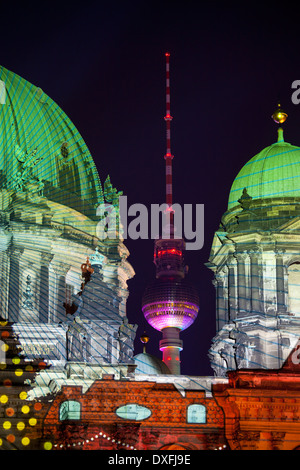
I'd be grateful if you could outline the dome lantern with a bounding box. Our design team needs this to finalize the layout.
[271,103,288,125]
[228,108,300,210]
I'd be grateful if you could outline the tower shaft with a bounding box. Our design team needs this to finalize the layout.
[160,327,183,375]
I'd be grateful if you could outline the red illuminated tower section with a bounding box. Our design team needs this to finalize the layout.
[142,53,199,375]
[164,52,174,214]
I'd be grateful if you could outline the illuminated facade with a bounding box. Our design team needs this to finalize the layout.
[1,59,300,452]
[0,65,137,370]
[208,109,300,376]
[41,377,226,451]
[0,61,212,451]
[213,343,300,450]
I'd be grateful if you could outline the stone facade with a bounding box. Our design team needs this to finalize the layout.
[40,377,226,451]
[213,343,300,450]
[208,194,300,375]
[0,185,136,368]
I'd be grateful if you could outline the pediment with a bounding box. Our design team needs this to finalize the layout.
[209,231,227,260]
[278,216,300,233]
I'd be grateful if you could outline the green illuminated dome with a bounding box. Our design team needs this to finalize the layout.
[228,128,300,210]
[0,65,102,216]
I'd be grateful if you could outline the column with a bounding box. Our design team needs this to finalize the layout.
[39,252,54,323]
[235,252,248,314]
[49,261,71,323]
[213,269,228,331]
[19,274,39,323]
[227,255,237,320]
[0,250,10,320]
[275,249,286,313]
[212,277,221,332]
[249,249,263,315]
[8,248,23,322]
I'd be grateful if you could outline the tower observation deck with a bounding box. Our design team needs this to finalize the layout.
[141,54,199,375]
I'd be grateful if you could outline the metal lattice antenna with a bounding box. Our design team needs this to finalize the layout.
[164,52,174,233]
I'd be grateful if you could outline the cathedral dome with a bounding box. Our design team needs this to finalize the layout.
[133,352,171,375]
[228,128,300,210]
[0,65,102,217]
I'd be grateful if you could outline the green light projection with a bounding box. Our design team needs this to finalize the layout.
[228,129,300,209]
[0,65,103,216]
[0,65,134,449]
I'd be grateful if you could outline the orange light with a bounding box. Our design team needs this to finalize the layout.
[6,408,14,417]
[38,361,47,370]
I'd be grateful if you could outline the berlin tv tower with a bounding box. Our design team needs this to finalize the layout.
[141,53,200,375]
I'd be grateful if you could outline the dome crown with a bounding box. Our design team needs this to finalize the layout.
[228,128,300,209]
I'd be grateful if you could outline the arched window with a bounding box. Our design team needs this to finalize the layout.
[187,404,206,424]
[288,262,300,317]
[59,400,81,421]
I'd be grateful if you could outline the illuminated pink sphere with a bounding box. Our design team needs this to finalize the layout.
[142,279,199,331]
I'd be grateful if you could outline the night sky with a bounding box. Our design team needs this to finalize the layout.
[2,1,300,375]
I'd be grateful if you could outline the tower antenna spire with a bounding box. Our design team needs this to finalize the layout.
[141,54,199,375]
[164,52,174,216]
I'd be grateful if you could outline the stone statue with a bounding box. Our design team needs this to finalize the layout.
[11,144,44,195]
[104,175,123,209]
[118,317,137,363]
[67,320,88,362]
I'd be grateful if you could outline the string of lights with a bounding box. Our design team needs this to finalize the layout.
[53,429,137,450]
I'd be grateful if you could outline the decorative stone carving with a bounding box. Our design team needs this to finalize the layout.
[40,252,54,266]
[67,319,88,362]
[12,144,44,195]
[64,248,137,365]
[22,275,34,309]
[118,318,138,363]
[0,223,12,252]
[238,187,253,210]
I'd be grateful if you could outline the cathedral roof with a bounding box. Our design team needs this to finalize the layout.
[133,352,171,375]
[0,65,103,217]
[228,128,300,210]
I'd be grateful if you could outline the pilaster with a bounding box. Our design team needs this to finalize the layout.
[0,250,10,320]
[213,267,228,331]
[49,260,71,323]
[248,248,263,315]
[8,247,24,322]
[275,249,287,314]
[234,251,248,314]
[39,252,54,323]
[226,255,237,320]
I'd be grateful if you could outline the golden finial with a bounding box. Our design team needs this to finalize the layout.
[140,332,150,353]
[272,103,288,124]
